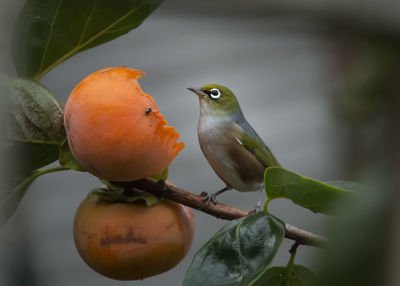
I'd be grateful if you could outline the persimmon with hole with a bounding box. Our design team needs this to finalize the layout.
[64,67,184,181]
[73,193,195,280]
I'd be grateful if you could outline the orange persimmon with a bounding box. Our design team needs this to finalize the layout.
[73,193,195,280]
[64,67,184,181]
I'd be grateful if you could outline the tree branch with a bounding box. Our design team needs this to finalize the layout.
[120,178,328,248]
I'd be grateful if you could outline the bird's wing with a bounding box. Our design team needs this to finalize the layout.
[233,120,281,168]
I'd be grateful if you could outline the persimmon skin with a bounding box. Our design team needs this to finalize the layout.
[64,67,184,181]
[73,193,195,280]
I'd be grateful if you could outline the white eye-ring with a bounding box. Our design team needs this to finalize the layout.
[210,88,221,99]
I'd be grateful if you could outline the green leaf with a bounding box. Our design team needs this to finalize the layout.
[252,265,315,286]
[253,244,315,286]
[0,75,65,178]
[91,186,161,207]
[0,171,38,226]
[183,212,285,286]
[0,166,68,226]
[59,138,85,171]
[314,173,392,286]
[97,180,161,207]
[0,76,66,225]
[13,0,164,80]
[264,167,356,215]
[96,168,168,206]
[124,190,161,206]
[151,167,169,181]
[324,180,364,192]
[100,179,124,193]
[0,141,60,182]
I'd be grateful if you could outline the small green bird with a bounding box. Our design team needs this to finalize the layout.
[187,84,280,211]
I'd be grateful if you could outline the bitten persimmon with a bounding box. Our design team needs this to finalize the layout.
[73,193,195,280]
[64,67,184,181]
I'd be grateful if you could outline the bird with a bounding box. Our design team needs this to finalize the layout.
[187,84,280,212]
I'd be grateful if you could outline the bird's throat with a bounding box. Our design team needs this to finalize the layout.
[199,98,238,118]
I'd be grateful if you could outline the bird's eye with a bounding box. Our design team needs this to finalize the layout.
[210,88,221,99]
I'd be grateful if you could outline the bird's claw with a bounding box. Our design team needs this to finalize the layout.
[200,192,217,206]
[249,205,261,215]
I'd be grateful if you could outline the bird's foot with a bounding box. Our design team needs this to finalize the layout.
[249,187,264,214]
[248,204,261,215]
[200,192,218,206]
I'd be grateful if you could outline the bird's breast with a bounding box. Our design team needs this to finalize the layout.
[198,117,233,169]
[197,117,264,192]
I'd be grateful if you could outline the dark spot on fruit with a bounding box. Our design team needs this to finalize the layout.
[145,107,152,115]
[100,227,147,247]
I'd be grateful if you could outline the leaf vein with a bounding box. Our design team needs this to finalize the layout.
[0,137,61,146]
[37,0,64,74]
[13,89,53,141]
[236,218,245,284]
[34,0,152,80]
[78,0,97,45]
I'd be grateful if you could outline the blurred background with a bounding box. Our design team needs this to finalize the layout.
[1,0,399,286]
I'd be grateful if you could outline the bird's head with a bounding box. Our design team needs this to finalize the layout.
[187,84,241,117]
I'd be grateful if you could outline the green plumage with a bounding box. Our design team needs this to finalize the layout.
[240,132,280,169]
[187,84,280,209]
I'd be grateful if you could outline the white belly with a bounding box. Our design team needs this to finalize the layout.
[198,117,260,192]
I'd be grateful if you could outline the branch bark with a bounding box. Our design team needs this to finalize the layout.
[119,178,328,248]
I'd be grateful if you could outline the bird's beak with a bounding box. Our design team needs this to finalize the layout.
[187,87,205,97]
